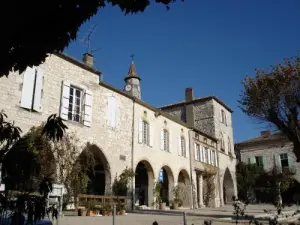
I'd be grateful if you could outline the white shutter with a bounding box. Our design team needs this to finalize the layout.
[20,67,36,109]
[60,80,70,120]
[215,151,218,166]
[33,68,44,112]
[169,130,172,152]
[194,143,199,161]
[178,137,182,156]
[83,90,93,127]
[200,146,203,162]
[149,125,154,147]
[203,147,206,163]
[160,130,164,150]
[208,149,211,164]
[185,137,189,158]
[107,96,117,128]
[138,119,143,143]
[115,99,120,128]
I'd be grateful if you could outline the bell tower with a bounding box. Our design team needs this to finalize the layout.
[124,55,141,99]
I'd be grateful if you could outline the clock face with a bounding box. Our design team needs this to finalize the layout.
[125,84,132,91]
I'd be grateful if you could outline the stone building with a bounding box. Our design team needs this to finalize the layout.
[160,89,237,207]
[235,131,300,203]
[0,52,236,209]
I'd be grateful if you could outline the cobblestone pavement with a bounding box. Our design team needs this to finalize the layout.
[56,214,234,225]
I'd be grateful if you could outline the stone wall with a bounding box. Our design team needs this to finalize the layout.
[193,100,215,137]
[0,54,134,194]
[160,105,186,123]
[239,140,300,183]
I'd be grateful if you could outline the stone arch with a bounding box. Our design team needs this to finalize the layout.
[158,165,175,206]
[178,169,190,185]
[79,144,111,195]
[177,169,192,207]
[135,159,155,207]
[223,168,234,204]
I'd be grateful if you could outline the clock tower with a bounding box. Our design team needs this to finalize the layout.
[124,58,141,99]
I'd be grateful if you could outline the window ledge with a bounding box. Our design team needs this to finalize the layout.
[65,120,85,128]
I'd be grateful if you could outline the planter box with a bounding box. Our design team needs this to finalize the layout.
[159,203,166,210]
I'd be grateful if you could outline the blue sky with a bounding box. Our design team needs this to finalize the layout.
[65,0,300,143]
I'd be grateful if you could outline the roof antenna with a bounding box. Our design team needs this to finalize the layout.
[81,24,100,55]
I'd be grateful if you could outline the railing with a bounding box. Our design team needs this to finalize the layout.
[77,194,127,207]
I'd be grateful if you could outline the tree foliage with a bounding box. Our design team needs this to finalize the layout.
[0,0,183,77]
[239,56,300,162]
[112,167,135,196]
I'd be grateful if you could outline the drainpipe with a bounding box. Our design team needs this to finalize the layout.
[131,98,136,210]
[188,129,195,209]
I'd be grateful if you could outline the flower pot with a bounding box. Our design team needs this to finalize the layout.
[159,202,166,210]
[173,203,179,210]
[78,208,87,216]
[120,210,126,215]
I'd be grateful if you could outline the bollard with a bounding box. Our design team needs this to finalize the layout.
[112,205,116,225]
[183,212,187,225]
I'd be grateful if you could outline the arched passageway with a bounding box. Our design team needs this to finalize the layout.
[135,160,155,206]
[177,169,191,207]
[159,166,174,206]
[223,168,234,204]
[281,180,300,204]
[79,144,111,195]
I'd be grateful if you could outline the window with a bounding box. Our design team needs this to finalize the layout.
[221,138,225,151]
[163,129,169,151]
[68,86,83,122]
[280,153,289,168]
[255,156,263,167]
[204,147,209,163]
[20,67,43,112]
[195,143,200,161]
[228,137,231,152]
[211,150,215,166]
[142,120,149,145]
[181,136,186,157]
[221,109,227,125]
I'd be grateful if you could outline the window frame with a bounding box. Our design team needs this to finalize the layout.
[142,120,149,145]
[68,85,83,123]
[181,136,186,157]
[280,153,289,168]
[163,129,169,151]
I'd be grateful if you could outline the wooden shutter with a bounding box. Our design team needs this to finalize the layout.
[207,149,211,164]
[33,68,44,112]
[169,130,172,152]
[107,96,116,128]
[263,156,268,170]
[115,99,120,128]
[194,143,199,161]
[149,125,154,147]
[185,137,189,158]
[215,151,218,166]
[138,119,143,143]
[250,157,256,164]
[178,137,182,156]
[83,89,93,127]
[160,130,164,150]
[200,146,203,162]
[60,80,70,120]
[20,67,36,109]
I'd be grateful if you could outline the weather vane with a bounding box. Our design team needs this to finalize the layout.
[130,54,135,61]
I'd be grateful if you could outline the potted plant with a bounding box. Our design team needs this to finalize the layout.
[116,202,126,215]
[153,182,164,209]
[77,203,87,216]
[85,200,98,216]
[101,203,112,216]
[172,185,182,210]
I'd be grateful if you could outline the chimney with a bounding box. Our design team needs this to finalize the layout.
[83,53,94,67]
[261,130,271,138]
[185,88,194,127]
[185,88,194,102]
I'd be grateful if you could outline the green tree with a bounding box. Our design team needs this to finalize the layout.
[236,162,263,202]
[239,56,300,162]
[0,0,183,77]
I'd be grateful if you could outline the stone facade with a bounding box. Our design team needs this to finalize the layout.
[160,89,237,207]
[236,132,300,184]
[0,52,237,209]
